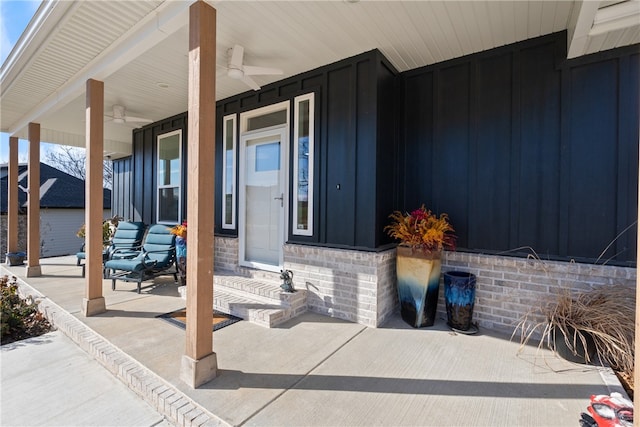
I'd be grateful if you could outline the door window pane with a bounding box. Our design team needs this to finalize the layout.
[255,142,281,172]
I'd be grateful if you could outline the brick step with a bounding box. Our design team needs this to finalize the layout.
[182,270,307,328]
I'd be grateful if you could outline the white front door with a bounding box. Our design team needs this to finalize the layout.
[239,127,288,271]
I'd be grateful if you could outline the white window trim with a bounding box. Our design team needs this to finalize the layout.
[239,101,290,271]
[222,114,237,229]
[293,93,314,236]
[156,129,182,225]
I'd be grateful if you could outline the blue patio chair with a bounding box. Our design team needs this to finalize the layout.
[76,221,146,277]
[104,224,177,294]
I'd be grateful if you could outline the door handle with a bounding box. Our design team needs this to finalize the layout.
[274,193,284,207]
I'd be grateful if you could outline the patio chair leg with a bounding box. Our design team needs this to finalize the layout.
[136,271,144,294]
[81,265,85,278]
[112,278,116,291]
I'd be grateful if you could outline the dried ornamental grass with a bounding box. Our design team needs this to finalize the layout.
[514,284,634,388]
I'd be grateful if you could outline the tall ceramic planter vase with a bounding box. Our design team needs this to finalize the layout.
[396,246,442,328]
[176,237,187,286]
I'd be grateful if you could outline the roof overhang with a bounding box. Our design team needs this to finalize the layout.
[2,0,639,159]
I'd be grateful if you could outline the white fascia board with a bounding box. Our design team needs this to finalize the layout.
[567,0,600,59]
[1,0,80,96]
[6,0,191,138]
[589,0,640,36]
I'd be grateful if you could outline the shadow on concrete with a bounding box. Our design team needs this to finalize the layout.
[1,332,56,351]
[202,369,603,399]
[39,274,86,279]
[95,309,164,319]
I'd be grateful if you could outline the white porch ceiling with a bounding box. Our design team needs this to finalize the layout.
[2,0,639,158]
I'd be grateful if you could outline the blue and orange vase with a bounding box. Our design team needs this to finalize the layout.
[396,246,442,328]
[176,237,187,286]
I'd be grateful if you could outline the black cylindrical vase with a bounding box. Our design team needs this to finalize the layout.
[444,271,476,331]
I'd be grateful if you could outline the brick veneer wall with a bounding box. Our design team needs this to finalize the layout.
[213,237,636,333]
[214,236,239,272]
[283,244,396,327]
[0,214,27,260]
[440,251,636,336]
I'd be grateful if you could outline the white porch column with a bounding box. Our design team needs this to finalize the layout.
[7,136,19,256]
[180,0,217,388]
[26,123,41,277]
[82,78,106,316]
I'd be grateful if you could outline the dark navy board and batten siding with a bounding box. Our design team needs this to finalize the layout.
[216,51,399,250]
[400,32,639,265]
[112,31,640,265]
[112,114,188,225]
[113,50,399,251]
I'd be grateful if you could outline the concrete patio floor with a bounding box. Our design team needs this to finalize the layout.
[1,330,172,427]
[0,256,626,426]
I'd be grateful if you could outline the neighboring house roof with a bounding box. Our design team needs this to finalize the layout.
[1,1,638,159]
[0,163,111,213]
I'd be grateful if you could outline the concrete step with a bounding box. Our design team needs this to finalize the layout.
[180,270,307,328]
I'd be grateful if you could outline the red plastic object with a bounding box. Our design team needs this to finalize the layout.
[580,392,633,427]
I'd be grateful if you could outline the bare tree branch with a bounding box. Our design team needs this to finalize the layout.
[43,145,113,189]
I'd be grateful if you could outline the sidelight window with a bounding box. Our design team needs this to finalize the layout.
[293,93,314,236]
[222,114,237,229]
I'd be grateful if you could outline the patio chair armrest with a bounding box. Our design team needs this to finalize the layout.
[140,258,158,269]
[108,247,141,260]
[135,249,158,269]
[138,247,175,269]
[141,247,176,257]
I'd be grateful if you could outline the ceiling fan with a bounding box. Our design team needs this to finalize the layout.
[227,44,283,91]
[105,104,152,126]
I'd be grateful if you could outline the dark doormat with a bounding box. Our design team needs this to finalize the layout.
[157,308,242,331]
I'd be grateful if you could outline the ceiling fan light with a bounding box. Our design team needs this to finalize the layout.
[113,118,125,124]
[228,68,244,79]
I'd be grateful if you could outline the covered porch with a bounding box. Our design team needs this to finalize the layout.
[2,0,638,396]
[1,255,625,426]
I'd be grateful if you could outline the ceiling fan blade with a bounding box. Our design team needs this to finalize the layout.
[230,44,244,69]
[242,75,261,91]
[243,65,283,76]
[124,116,152,123]
[104,116,124,124]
